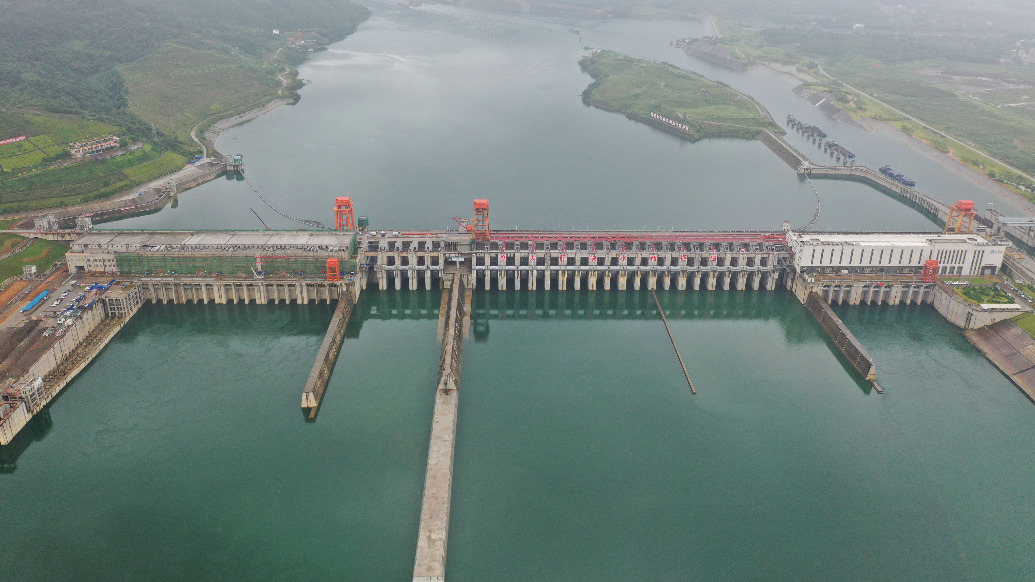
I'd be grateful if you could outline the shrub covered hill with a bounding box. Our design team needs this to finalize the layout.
[0,0,367,213]
[0,0,368,117]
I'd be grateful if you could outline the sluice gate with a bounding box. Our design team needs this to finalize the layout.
[362,231,790,293]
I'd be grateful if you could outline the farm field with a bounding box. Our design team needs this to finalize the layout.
[0,143,186,213]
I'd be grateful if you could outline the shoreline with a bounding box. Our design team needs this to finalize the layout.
[751,63,1035,217]
[0,97,294,225]
[202,97,294,151]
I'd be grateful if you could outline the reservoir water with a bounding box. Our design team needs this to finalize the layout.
[3,3,1035,580]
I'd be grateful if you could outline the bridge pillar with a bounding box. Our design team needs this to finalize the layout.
[722,272,731,291]
[617,269,627,291]
[647,272,657,291]
[528,267,537,291]
[751,271,761,291]
[377,268,388,291]
[544,268,551,290]
[662,272,671,290]
[693,272,701,291]
[555,270,564,290]
[573,271,581,290]
[736,271,747,291]
[498,269,507,291]
[766,271,778,291]
[633,271,642,291]
[588,271,597,291]
[676,272,686,291]
[706,271,717,291]
[514,269,522,290]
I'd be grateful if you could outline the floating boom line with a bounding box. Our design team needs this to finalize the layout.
[801,173,822,232]
[243,177,331,229]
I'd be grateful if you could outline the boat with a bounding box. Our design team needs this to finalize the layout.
[879,165,916,187]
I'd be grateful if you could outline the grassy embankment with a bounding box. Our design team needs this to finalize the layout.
[0,235,68,282]
[119,43,291,146]
[1012,312,1035,338]
[579,50,781,141]
[711,26,1035,199]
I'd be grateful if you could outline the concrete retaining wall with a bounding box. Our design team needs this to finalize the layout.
[805,292,877,381]
[931,284,1024,329]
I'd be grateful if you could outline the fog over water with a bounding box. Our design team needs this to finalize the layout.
[3,3,1035,582]
[108,1,1032,233]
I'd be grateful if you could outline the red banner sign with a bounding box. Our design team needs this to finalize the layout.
[0,135,27,146]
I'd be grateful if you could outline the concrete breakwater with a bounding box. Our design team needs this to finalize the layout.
[965,319,1035,403]
[805,292,877,385]
[758,128,810,169]
[799,164,950,224]
[413,273,468,582]
[301,286,357,418]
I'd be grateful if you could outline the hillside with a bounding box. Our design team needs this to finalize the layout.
[580,50,780,141]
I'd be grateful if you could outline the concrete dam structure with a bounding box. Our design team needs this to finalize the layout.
[2,201,1015,581]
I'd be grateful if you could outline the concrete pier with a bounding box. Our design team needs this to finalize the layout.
[300,285,356,419]
[413,274,466,582]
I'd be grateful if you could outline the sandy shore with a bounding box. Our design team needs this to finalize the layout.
[203,97,293,145]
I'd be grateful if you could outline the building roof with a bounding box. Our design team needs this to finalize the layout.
[71,230,354,256]
[788,232,996,246]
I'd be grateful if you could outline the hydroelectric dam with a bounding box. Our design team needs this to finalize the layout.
[0,197,1019,582]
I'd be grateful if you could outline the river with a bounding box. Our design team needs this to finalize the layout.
[2,3,1035,580]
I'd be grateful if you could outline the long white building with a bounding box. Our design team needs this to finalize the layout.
[786,232,1007,277]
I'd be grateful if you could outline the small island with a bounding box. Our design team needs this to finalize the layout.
[579,50,782,142]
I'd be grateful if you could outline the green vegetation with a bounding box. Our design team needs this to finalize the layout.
[0,239,68,282]
[712,23,1035,198]
[0,233,25,253]
[0,0,368,214]
[120,43,282,144]
[579,50,781,141]
[957,285,1014,305]
[0,0,368,117]
[1,144,186,213]
[1012,312,1035,338]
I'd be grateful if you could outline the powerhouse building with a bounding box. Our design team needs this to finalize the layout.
[785,232,1007,277]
